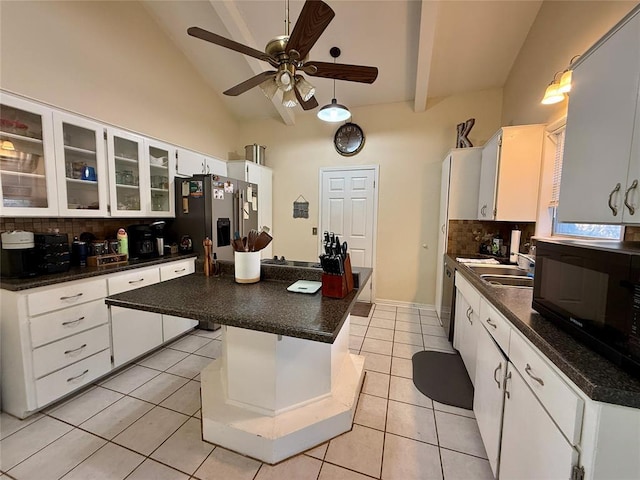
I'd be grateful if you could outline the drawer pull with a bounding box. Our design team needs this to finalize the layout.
[493,363,502,389]
[67,369,89,383]
[60,293,83,301]
[128,278,145,284]
[485,318,497,329]
[64,344,87,355]
[62,316,85,327]
[525,363,544,386]
[174,268,186,273]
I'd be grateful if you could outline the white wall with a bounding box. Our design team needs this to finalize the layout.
[0,0,239,159]
[239,89,503,305]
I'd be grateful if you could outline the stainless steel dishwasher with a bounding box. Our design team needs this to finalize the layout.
[439,256,456,342]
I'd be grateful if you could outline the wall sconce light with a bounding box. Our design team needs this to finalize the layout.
[541,71,565,105]
[541,55,581,105]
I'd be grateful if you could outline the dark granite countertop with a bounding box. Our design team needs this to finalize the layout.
[451,255,640,408]
[0,253,198,291]
[105,266,372,344]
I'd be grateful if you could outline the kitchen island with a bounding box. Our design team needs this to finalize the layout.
[105,266,371,464]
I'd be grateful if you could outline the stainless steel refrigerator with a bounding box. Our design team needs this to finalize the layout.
[171,174,258,261]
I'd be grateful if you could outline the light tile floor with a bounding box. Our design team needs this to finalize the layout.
[0,305,493,480]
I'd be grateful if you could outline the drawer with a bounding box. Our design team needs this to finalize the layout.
[32,324,110,378]
[455,272,480,313]
[160,259,195,281]
[509,331,584,445]
[35,349,111,408]
[478,299,511,354]
[30,299,109,347]
[108,266,160,295]
[27,277,107,317]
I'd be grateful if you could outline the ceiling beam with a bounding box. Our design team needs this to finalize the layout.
[209,0,296,126]
[414,0,440,112]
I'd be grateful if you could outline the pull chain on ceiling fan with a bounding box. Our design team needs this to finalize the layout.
[187,0,378,111]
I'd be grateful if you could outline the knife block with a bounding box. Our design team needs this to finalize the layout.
[322,254,354,299]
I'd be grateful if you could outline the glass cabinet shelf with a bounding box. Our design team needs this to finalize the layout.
[0,130,43,144]
[64,145,96,156]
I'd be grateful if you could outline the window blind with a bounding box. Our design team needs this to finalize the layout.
[549,128,566,207]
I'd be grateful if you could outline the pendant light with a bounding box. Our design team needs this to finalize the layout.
[318,47,351,122]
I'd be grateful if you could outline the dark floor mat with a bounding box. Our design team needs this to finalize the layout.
[351,302,373,317]
[412,350,474,410]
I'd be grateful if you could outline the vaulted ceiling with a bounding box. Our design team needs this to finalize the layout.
[142,0,543,125]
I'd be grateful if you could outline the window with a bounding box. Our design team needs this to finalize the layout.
[550,126,623,240]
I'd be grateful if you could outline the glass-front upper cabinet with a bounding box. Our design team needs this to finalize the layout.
[107,128,146,217]
[145,139,176,217]
[0,93,58,216]
[53,112,108,216]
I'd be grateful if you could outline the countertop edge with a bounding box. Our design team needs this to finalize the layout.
[451,256,640,409]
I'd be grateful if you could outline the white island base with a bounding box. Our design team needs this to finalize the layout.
[200,315,365,464]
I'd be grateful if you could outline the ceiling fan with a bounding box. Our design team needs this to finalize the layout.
[187,0,378,110]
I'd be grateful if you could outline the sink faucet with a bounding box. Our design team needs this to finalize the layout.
[516,253,535,276]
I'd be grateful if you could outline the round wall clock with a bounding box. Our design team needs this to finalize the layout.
[334,122,365,156]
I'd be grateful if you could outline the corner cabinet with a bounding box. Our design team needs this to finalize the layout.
[435,148,482,319]
[0,93,58,216]
[477,125,545,221]
[558,9,640,224]
[227,160,273,258]
[52,112,109,216]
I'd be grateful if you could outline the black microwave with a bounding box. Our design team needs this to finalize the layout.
[533,239,640,377]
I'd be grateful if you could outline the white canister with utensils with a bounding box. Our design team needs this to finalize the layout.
[234,251,261,283]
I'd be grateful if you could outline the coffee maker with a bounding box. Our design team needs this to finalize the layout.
[149,221,166,257]
[1,231,38,278]
[127,225,156,259]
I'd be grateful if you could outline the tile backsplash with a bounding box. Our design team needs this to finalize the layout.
[0,217,150,240]
[624,226,640,241]
[447,220,536,256]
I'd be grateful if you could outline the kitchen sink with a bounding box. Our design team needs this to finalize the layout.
[480,274,533,288]
[468,265,531,276]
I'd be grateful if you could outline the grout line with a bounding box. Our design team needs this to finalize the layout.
[320,459,380,479]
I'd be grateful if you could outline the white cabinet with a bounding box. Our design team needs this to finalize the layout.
[454,272,480,385]
[107,128,146,216]
[227,160,273,258]
[500,364,579,479]
[477,125,545,221]
[0,93,58,216]
[144,138,176,217]
[176,147,227,177]
[559,11,640,224]
[435,148,482,319]
[473,325,507,476]
[52,112,109,216]
[111,307,163,367]
[163,314,198,342]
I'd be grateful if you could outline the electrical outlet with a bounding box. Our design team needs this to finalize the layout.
[312,227,318,235]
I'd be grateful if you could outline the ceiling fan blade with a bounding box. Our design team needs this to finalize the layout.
[294,87,319,110]
[188,27,278,67]
[304,61,379,84]
[286,0,335,60]
[223,71,276,96]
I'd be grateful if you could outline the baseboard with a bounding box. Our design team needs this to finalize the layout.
[373,298,435,311]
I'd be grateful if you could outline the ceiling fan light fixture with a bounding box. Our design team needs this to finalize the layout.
[317,98,351,122]
[275,66,295,92]
[282,88,298,107]
[295,75,316,102]
[259,78,279,100]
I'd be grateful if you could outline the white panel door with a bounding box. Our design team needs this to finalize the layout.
[320,167,377,302]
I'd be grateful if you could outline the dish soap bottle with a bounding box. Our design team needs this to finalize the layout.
[117,228,128,260]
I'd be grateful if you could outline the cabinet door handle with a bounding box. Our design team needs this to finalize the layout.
[62,316,85,327]
[525,363,544,386]
[441,224,445,234]
[466,307,473,324]
[624,179,638,215]
[485,318,497,329]
[481,205,487,217]
[67,369,89,383]
[608,183,621,216]
[504,370,512,399]
[206,164,210,174]
[493,363,502,389]
[64,343,87,355]
[128,278,144,284]
[174,268,186,273]
[201,161,205,173]
[60,293,83,301]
